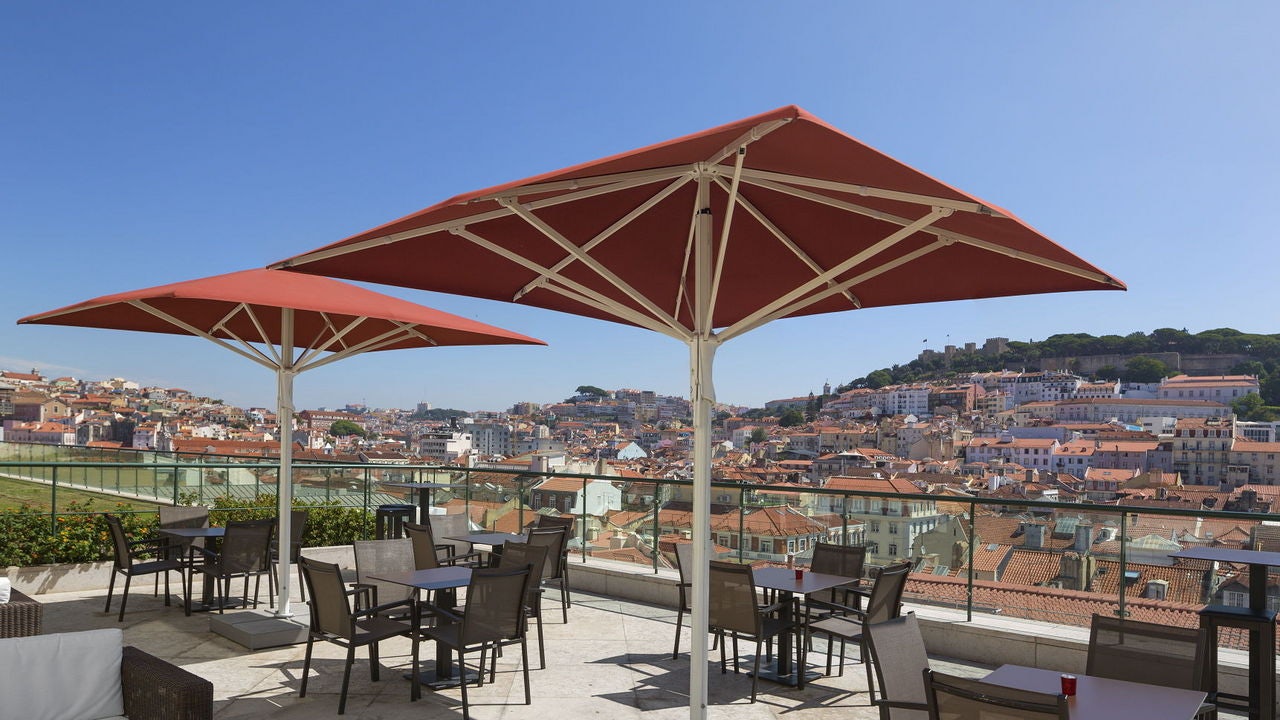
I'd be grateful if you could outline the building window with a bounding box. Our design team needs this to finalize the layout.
[888,544,898,557]
[1223,590,1248,607]
[889,523,898,535]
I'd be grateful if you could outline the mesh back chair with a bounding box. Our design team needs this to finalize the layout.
[671,541,718,659]
[498,541,550,668]
[298,557,420,715]
[1087,614,1216,718]
[923,669,1068,720]
[428,513,486,566]
[104,513,186,622]
[865,612,930,720]
[806,561,911,702]
[708,560,803,703]
[353,539,417,612]
[533,514,576,539]
[404,521,445,570]
[157,505,210,562]
[807,542,866,610]
[269,508,309,601]
[419,566,533,720]
[527,527,571,623]
[185,518,276,615]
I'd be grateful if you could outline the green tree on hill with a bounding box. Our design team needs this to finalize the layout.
[329,420,366,438]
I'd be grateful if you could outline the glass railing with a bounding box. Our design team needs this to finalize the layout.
[1,439,1275,654]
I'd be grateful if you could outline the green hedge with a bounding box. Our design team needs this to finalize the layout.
[0,494,375,567]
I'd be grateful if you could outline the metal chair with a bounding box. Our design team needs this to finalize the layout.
[923,668,1068,720]
[1087,613,1217,718]
[185,517,275,615]
[352,538,417,612]
[104,514,186,622]
[527,526,570,623]
[404,521,445,570]
[806,542,866,612]
[156,505,209,598]
[497,541,550,668]
[708,560,804,703]
[418,566,533,720]
[865,612,930,720]
[298,557,420,715]
[805,561,910,702]
[427,513,486,566]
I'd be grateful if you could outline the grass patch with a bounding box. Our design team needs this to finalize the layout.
[0,476,163,513]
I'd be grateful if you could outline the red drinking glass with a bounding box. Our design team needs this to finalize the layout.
[794,568,804,581]
[1060,674,1077,696]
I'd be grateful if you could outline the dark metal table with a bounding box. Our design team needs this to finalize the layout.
[984,664,1207,720]
[380,482,455,522]
[751,567,856,685]
[369,566,473,688]
[159,526,240,612]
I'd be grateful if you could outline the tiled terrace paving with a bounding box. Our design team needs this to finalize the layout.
[33,583,1001,720]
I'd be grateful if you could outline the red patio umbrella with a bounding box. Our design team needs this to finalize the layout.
[274,105,1123,716]
[19,267,544,617]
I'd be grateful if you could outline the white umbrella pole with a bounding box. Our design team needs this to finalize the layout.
[274,308,296,618]
[688,336,716,720]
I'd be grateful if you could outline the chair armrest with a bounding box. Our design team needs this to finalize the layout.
[876,699,930,713]
[121,646,213,720]
[353,597,415,619]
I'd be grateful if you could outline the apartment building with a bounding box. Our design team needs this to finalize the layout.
[1158,374,1260,403]
[1172,416,1236,486]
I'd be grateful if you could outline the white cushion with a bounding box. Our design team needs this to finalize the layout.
[0,628,125,720]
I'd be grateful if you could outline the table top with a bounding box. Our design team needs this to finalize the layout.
[368,566,472,591]
[1171,545,1280,567]
[159,527,226,538]
[983,664,1207,720]
[447,532,526,546]
[753,567,857,595]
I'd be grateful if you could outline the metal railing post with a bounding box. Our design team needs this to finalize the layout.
[579,476,588,563]
[1118,511,1129,618]
[651,481,662,573]
[50,466,58,534]
[967,498,976,622]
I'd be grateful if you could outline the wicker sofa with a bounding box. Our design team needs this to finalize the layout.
[0,628,213,720]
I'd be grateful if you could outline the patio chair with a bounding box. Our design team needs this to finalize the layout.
[527,526,570,623]
[806,542,866,611]
[497,541,549,668]
[298,557,420,715]
[104,513,186,622]
[804,561,910,702]
[352,538,417,613]
[418,565,533,720]
[185,517,275,615]
[1087,613,1217,718]
[671,541,717,659]
[708,560,803,703]
[269,508,309,602]
[428,513,486,566]
[865,612,930,720]
[533,513,576,539]
[156,505,209,596]
[923,668,1068,720]
[404,521,446,570]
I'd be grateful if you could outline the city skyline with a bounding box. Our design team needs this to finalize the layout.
[4,3,1276,411]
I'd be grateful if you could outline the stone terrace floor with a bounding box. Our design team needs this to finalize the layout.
[35,583,999,719]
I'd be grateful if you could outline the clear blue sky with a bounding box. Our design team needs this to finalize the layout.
[3,3,1276,412]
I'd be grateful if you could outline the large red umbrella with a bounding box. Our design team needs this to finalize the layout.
[19,267,544,617]
[274,105,1123,715]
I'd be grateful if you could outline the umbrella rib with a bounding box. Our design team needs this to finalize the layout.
[449,226,680,336]
[719,207,953,340]
[491,201,688,335]
[706,149,746,325]
[711,175,861,308]
[725,239,951,337]
[513,173,693,302]
[469,165,691,204]
[704,118,793,166]
[673,208,696,325]
[297,322,435,373]
[125,300,279,371]
[736,167,1008,217]
[293,313,357,367]
[537,283,689,342]
[228,303,286,366]
[276,167,691,269]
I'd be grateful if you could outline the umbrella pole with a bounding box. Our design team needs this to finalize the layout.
[688,336,715,720]
[274,308,296,618]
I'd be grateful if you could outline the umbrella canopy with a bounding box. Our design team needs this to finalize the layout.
[274,105,1123,717]
[19,267,544,617]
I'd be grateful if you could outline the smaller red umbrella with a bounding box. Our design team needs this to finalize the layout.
[19,268,544,616]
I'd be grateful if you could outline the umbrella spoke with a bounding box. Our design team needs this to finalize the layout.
[125,300,279,371]
[738,167,1006,217]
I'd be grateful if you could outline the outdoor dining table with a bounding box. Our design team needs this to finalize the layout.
[367,565,473,688]
[982,664,1208,720]
[444,532,527,565]
[159,526,235,612]
[380,481,454,522]
[750,567,857,685]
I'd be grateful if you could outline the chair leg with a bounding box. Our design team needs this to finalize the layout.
[719,631,727,674]
[796,627,806,690]
[299,635,315,698]
[560,578,569,624]
[861,639,874,704]
[339,645,355,715]
[369,640,380,682]
[750,638,761,703]
[457,648,471,720]
[410,633,421,702]
[105,570,118,614]
[732,635,740,674]
[297,560,307,602]
[824,633,834,676]
[163,571,171,607]
[521,638,532,704]
[118,574,132,622]
[535,611,546,670]
[672,606,684,659]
